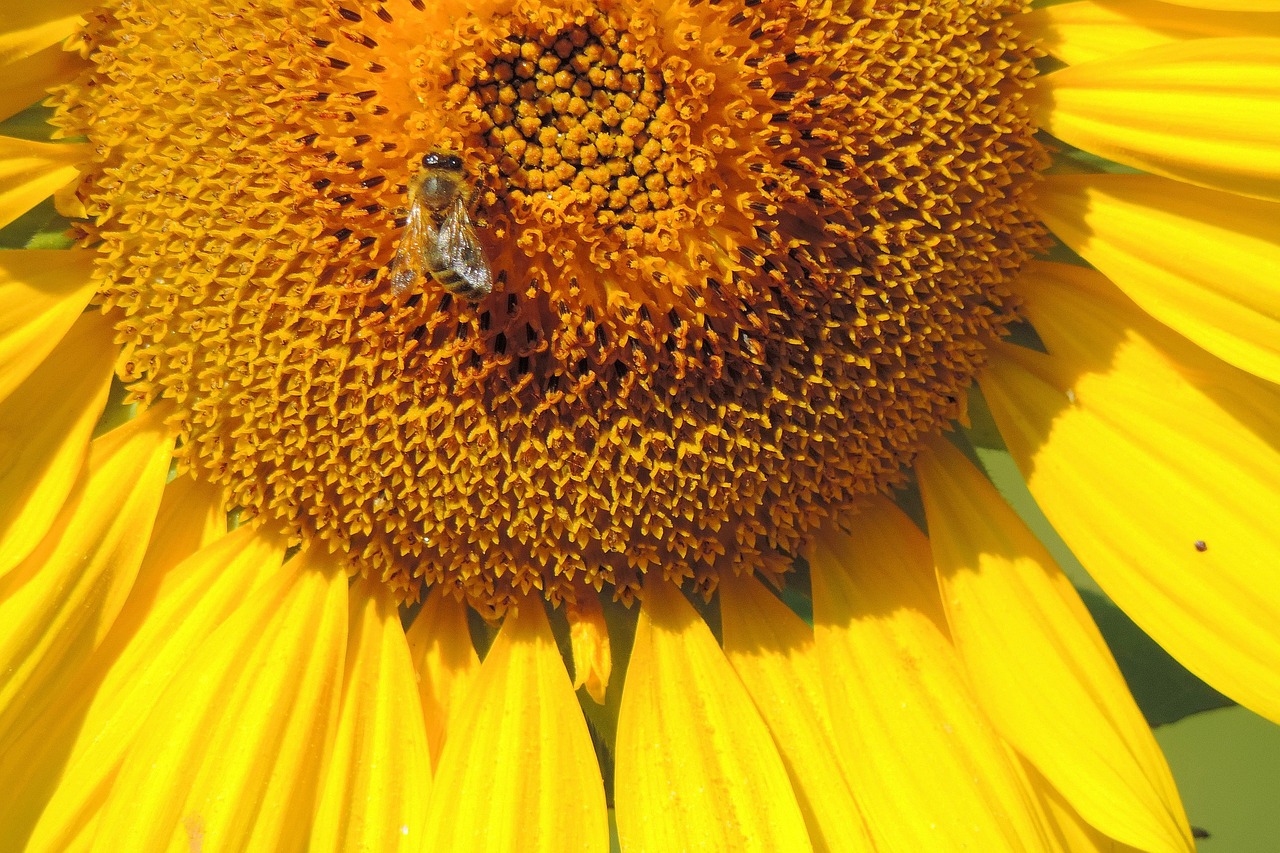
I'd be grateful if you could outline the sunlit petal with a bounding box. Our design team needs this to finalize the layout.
[567,591,613,705]
[917,438,1191,851]
[1,455,219,853]
[811,500,1053,850]
[13,522,282,853]
[1022,757,1132,853]
[90,546,347,852]
[983,261,1280,723]
[423,598,608,852]
[0,137,86,230]
[719,572,873,852]
[0,311,114,577]
[0,42,82,122]
[0,2,90,64]
[0,249,96,403]
[1036,39,1280,202]
[405,586,482,769]
[616,579,813,852]
[311,580,432,853]
[132,473,227,584]
[0,402,173,743]
[1039,174,1280,384]
[1158,0,1280,10]
[1023,0,1280,66]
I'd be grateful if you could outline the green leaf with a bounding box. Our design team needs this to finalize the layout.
[1156,706,1280,849]
[0,102,61,143]
[0,198,73,250]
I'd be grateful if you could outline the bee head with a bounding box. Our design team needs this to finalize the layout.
[421,151,463,172]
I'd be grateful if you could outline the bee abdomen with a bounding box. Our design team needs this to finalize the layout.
[427,258,461,282]
[427,259,490,299]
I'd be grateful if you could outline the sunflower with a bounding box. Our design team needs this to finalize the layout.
[2,0,1278,848]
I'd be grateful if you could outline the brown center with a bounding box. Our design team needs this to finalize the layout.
[56,0,1046,609]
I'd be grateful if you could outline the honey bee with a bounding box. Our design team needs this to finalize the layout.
[390,151,493,301]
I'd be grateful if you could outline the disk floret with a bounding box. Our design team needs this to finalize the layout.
[58,0,1046,609]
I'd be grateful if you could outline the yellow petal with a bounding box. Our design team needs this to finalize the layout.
[811,500,1053,850]
[982,261,1280,723]
[0,137,86,230]
[311,580,432,853]
[2,474,217,853]
[567,591,612,704]
[1024,0,1280,66]
[1024,757,1137,853]
[1,41,81,121]
[423,598,608,853]
[404,587,482,768]
[0,402,173,742]
[719,572,874,853]
[0,2,90,64]
[0,249,96,403]
[615,579,813,853]
[134,472,227,584]
[916,438,1191,851]
[91,545,347,853]
[11,523,282,853]
[1039,174,1280,385]
[0,311,114,576]
[1160,0,1280,10]
[1036,39,1280,202]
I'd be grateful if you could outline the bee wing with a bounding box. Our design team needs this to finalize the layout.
[390,198,438,294]
[434,197,494,297]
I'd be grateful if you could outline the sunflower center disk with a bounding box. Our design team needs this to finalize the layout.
[428,3,728,304]
[60,0,1046,608]
[474,20,684,259]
